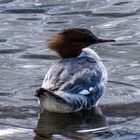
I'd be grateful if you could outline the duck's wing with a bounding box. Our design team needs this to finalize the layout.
[40,57,106,112]
[42,57,104,96]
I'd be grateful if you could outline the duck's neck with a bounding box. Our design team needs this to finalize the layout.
[78,48,101,61]
[55,46,83,59]
[57,49,81,58]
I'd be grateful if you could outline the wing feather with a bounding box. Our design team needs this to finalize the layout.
[42,57,102,95]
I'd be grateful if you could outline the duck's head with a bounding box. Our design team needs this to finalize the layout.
[47,28,115,58]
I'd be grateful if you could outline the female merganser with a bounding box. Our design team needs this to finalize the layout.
[36,28,115,113]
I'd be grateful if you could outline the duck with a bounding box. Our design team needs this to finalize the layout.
[35,28,115,113]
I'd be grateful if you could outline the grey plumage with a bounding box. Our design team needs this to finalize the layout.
[38,48,107,113]
[44,57,102,94]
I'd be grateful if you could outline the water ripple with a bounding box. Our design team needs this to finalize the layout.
[17,17,42,21]
[20,53,59,60]
[89,10,139,18]
[114,1,131,6]
[0,38,7,42]
[49,10,91,16]
[1,8,47,14]
[0,48,25,54]
[0,0,13,4]
[48,8,140,18]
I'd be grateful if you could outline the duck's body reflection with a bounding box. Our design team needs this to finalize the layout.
[34,107,108,140]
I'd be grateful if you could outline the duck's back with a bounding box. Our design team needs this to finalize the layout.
[41,48,107,112]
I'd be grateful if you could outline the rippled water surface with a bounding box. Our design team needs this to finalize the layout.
[0,0,140,139]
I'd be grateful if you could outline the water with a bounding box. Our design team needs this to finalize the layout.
[0,0,140,139]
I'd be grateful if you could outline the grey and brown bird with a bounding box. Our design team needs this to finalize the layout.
[36,28,115,113]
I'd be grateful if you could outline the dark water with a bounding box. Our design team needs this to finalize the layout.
[0,0,140,139]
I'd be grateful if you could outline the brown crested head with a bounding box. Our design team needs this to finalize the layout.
[47,28,115,58]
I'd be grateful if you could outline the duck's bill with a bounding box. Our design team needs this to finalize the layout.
[95,38,115,44]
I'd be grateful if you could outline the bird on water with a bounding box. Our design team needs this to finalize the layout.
[36,28,115,113]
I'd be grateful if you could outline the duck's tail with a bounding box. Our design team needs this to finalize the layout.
[35,88,74,113]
